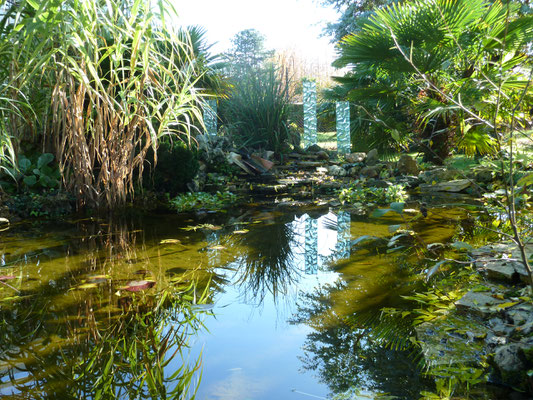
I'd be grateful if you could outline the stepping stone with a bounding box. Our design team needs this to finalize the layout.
[455,291,505,318]
[420,179,471,192]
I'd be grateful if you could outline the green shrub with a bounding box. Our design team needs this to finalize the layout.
[144,141,199,196]
[219,65,294,153]
[339,181,407,205]
[170,191,236,212]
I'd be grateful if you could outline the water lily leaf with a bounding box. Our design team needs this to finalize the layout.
[0,275,15,281]
[388,224,402,233]
[122,280,156,292]
[371,208,392,218]
[451,241,473,252]
[390,202,405,214]
[233,229,249,234]
[160,239,181,244]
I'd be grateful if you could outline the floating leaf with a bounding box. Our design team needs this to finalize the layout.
[208,245,226,250]
[74,283,99,290]
[233,229,249,235]
[122,280,156,292]
[160,239,181,244]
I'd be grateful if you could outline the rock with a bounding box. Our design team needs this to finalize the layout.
[415,314,489,366]
[328,165,347,177]
[419,167,458,183]
[420,179,472,193]
[395,175,420,189]
[455,291,505,318]
[316,167,328,174]
[345,152,366,163]
[316,150,329,161]
[360,165,380,179]
[494,344,526,372]
[481,260,530,284]
[475,167,494,184]
[488,317,513,336]
[348,166,361,177]
[396,154,419,176]
[264,150,275,160]
[365,149,379,165]
[306,144,322,153]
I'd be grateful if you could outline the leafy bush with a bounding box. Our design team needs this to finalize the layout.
[144,141,198,196]
[0,153,60,193]
[170,191,237,212]
[339,181,407,205]
[219,65,294,153]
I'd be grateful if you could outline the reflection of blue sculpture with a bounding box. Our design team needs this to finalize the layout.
[206,230,221,265]
[336,102,350,154]
[203,99,217,136]
[305,218,318,275]
[335,212,351,260]
[303,81,317,148]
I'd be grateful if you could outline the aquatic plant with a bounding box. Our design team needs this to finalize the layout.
[170,191,237,212]
[339,181,407,205]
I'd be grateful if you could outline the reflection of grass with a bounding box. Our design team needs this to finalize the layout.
[318,131,337,150]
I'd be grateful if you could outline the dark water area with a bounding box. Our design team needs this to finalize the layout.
[0,202,502,399]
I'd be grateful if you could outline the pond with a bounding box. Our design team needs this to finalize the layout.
[0,201,497,399]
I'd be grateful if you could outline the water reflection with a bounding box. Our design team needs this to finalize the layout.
[0,205,483,399]
[0,219,209,399]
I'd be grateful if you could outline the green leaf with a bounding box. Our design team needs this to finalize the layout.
[37,153,54,168]
[23,175,37,186]
[426,260,449,281]
[517,173,533,187]
[19,157,31,173]
[388,224,402,233]
[371,208,392,218]
[390,202,405,214]
[451,241,473,252]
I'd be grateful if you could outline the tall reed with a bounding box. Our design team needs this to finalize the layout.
[5,0,204,209]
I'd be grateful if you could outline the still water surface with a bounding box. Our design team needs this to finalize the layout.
[0,204,477,399]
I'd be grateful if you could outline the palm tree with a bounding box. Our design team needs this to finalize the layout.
[333,0,533,163]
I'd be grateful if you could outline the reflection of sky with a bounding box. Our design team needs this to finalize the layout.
[188,212,349,400]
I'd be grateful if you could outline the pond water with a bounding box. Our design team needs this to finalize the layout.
[0,202,493,399]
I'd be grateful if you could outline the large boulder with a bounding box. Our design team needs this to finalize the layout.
[345,152,366,163]
[365,149,379,166]
[396,154,419,176]
[419,167,458,183]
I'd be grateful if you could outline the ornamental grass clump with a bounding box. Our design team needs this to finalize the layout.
[3,0,203,209]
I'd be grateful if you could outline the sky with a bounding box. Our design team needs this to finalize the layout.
[172,0,339,64]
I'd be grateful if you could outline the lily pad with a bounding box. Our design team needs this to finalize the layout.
[233,229,249,235]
